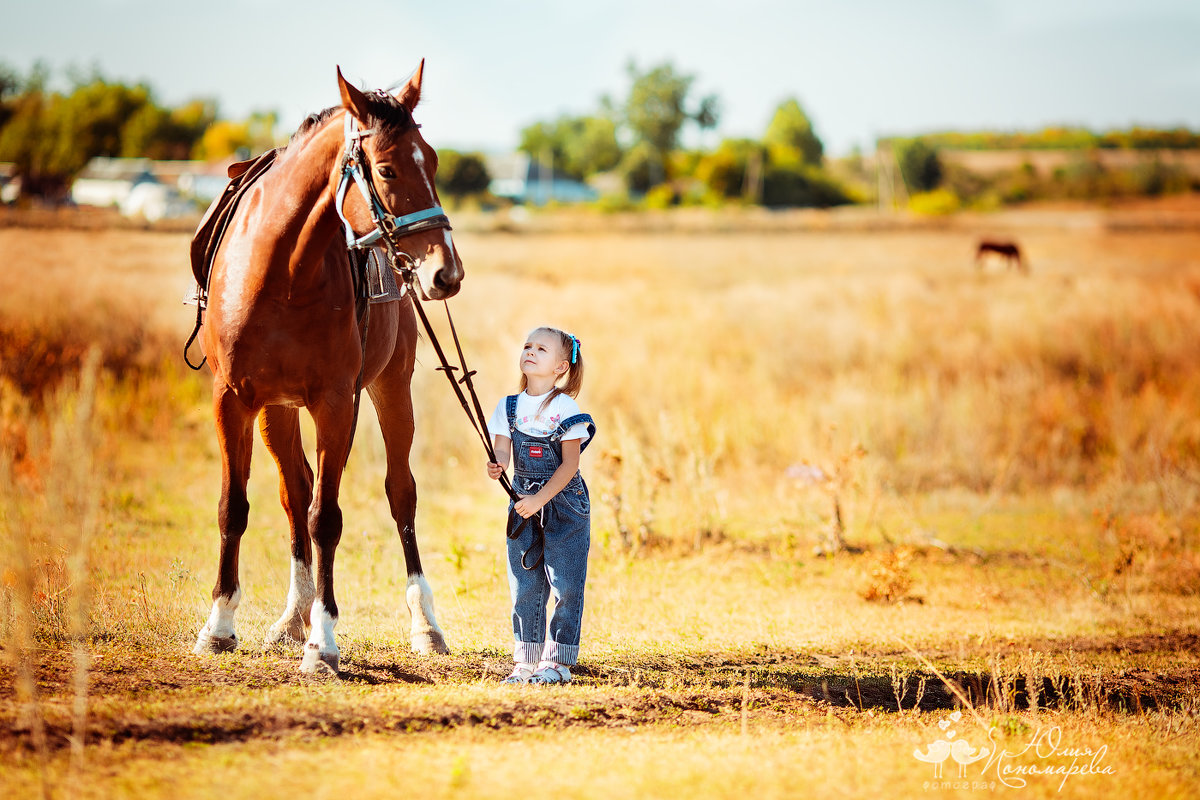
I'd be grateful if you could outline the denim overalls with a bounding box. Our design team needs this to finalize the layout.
[504,394,596,667]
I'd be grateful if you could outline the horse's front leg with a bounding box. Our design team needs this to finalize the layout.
[195,385,255,655]
[298,394,354,674]
[368,366,449,655]
[259,406,315,648]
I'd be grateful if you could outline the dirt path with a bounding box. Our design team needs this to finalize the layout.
[3,631,1196,755]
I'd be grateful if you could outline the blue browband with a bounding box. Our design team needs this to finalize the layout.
[335,112,451,251]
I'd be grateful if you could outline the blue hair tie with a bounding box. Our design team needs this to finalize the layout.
[570,335,580,364]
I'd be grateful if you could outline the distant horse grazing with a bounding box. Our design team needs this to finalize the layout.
[975,239,1027,274]
[190,63,462,673]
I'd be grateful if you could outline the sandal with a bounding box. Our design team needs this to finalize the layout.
[503,663,535,684]
[529,661,572,685]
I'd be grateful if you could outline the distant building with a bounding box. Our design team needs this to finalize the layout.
[70,157,233,221]
[486,152,598,205]
[0,163,18,203]
[70,157,159,208]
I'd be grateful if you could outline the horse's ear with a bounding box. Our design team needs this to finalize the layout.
[337,66,371,122]
[396,59,424,111]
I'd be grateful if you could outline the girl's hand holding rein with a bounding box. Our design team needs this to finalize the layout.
[513,495,545,518]
[488,435,512,480]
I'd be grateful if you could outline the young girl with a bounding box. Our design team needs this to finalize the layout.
[486,327,595,685]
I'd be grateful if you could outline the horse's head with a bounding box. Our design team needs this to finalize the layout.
[336,63,463,300]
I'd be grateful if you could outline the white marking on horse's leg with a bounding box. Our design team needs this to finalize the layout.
[194,586,241,654]
[407,573,449,654]
[266,558,314,646]
[299,598,339,673]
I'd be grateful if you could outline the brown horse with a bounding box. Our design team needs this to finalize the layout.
[975,239,1027,274]
[191,63,462,673]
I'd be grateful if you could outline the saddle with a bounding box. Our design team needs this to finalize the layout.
[189,148,279,295]
[184,148,403,307]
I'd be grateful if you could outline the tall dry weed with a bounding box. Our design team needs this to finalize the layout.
[1,349,102,781]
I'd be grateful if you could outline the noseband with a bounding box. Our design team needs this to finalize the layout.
[334,110,452,272]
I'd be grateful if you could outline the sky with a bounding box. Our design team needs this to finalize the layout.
[4,0,1200,156]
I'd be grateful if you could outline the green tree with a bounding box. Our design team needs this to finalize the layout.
[764,98,823,167]
[896,138,943,193]
[55,76,152,169]
[695,138,763,199]
[622,61,719,188]
[562,115,621,179]
[761,164,850,208]
[0,63,58,195]
[435,150,491,199]
[121,99,215,160]
[519,113,621,181]
[617,140,661,194]
[0,62,21,131]
[0,65,215,196]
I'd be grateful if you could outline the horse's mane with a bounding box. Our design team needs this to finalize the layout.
[287,89,417,151]
[292,106,340,144]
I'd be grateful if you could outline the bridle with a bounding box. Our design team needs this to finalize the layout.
[334,108,451,261]
[335,110,542,565]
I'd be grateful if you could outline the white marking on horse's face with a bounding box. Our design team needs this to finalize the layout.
[410,141,434,198]
[406,573,444,637]
[405,141,462,300]
[203,586,242,638]
[307,599,339,656]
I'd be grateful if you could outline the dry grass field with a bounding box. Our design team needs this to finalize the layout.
[1,203,1199,798]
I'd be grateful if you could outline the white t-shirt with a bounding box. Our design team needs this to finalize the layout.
[487,391,591,445]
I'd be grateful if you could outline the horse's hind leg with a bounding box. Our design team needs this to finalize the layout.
[195,385,255,654]
[298,394,356,674]
[259,406,315,648]
[368,358,450,655]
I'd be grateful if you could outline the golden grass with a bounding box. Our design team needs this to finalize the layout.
[2,212,1200,797]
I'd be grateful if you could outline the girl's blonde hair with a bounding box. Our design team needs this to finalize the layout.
[520,326,584,412]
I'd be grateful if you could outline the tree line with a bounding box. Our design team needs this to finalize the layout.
[1,60,1197,209]
[0,60,847,208]
[0,63,282,198]
[513,60,847,208]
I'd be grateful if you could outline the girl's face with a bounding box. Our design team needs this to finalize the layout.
[520,331,568,382]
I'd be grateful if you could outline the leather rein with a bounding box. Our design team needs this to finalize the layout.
[339,111,545,565]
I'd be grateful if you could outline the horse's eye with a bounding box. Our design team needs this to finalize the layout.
[377,166,396,180]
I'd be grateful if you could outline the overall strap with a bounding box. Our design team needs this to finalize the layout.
[505,395,519,431]
[551,413,597,454]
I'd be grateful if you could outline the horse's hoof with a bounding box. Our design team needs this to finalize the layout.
[193,630,238,655]
[263,625,305,650]
[299,643,338,675]
[411,630,450,655]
